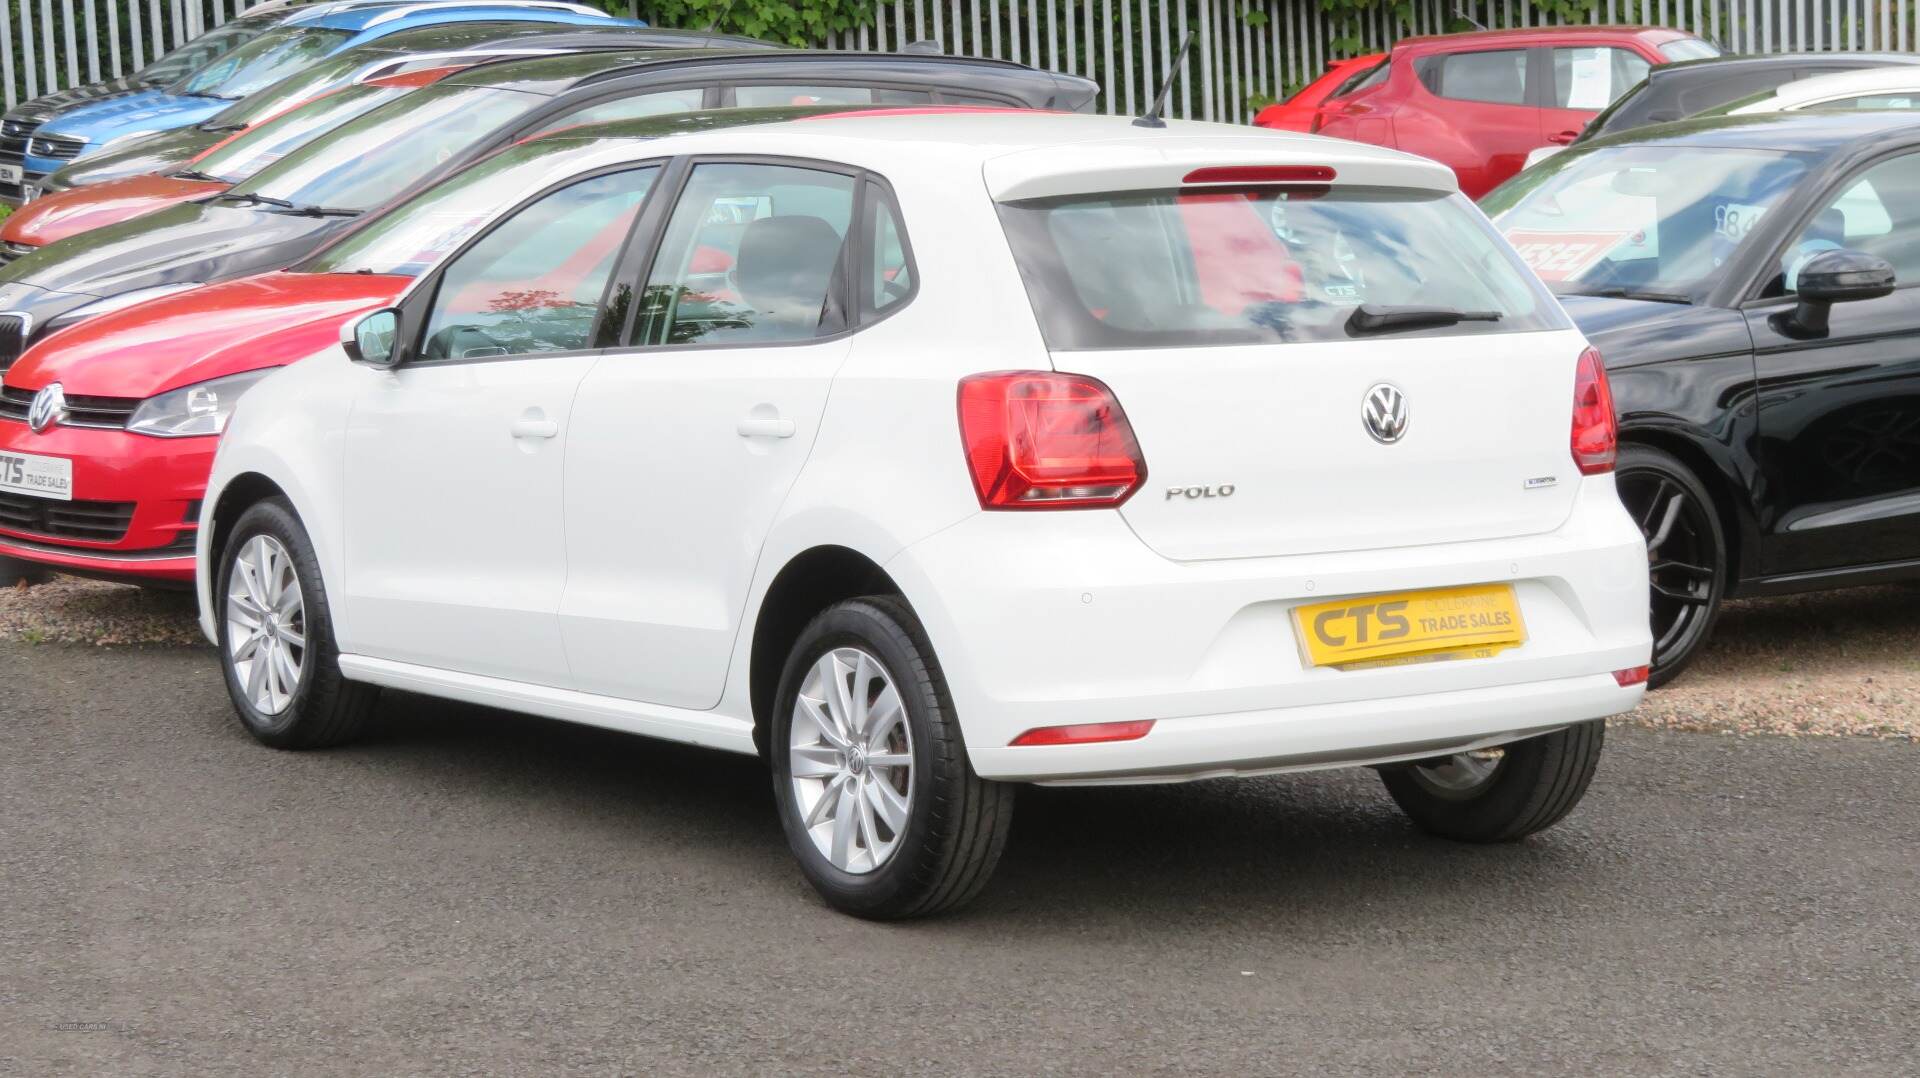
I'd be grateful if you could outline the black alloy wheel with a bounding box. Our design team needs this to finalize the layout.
[1613,445,1727,688]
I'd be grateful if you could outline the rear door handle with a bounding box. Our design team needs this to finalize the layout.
[1547,130,1580,145]
[511,417,559,440]
[736,417,796,439]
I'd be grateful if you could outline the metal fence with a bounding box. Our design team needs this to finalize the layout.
[6,0,1920,115]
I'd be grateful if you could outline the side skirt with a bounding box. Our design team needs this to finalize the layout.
[336,654,759,756]
[1733,556,1920,599]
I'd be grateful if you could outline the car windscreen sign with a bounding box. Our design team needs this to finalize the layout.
[1502,228,1635,282]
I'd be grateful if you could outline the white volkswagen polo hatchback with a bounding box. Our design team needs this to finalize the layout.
[199,110,1652,918]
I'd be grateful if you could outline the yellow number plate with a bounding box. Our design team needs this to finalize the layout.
[1293,583,1526,669]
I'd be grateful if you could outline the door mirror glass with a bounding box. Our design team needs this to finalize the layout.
[345,308,401,367]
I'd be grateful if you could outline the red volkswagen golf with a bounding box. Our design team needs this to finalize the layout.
[1310,26,1718,197]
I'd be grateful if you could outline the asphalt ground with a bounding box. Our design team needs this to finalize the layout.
[4,637,1916,1075]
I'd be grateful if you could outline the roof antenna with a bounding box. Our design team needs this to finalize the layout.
[1452,7,1488,30]
[1134,32,1194,129]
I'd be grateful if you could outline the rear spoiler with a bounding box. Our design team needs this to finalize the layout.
[982,136,1456,202]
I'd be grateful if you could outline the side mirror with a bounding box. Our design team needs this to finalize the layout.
[341,307,402,368]
[1784,249,1895,337]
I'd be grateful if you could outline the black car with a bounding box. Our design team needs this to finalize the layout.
[0,49,1097,371]
[1483,111,1920,683]
[1570,51,1920,148]
[38,23,782,193]
[0,6,295,204]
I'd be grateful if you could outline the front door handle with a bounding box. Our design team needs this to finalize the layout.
[511,416,559,440]
[736,416,796,439]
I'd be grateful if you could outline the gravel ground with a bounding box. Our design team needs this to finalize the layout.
[2,571,1916,738]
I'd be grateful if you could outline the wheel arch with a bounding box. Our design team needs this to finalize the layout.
[748,544,906,759]
[206,471,294,581]
[1616,423,1754,583]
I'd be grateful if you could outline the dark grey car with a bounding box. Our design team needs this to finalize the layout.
[0,49,1099,371]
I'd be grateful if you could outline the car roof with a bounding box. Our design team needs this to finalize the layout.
[528,103,879,143]
[292,1,616,32]
[438,48,1067,96]
[606,111,1457,196]
[1745,64,1920,106]
[1581,109,1920,154]
[1651,50,1920,79]
[1391,24,1692,51]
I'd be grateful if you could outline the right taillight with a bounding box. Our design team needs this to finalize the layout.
[1570,347,1616,476]
[957,371,1146,510]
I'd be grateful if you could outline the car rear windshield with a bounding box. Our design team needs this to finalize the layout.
[1482,144,1812,298]
[997,185,1563,349]
[172,28,352,99]
[234,85,538,212]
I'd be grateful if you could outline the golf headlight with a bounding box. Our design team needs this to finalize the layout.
[127,369,273,438]
[44,284,203,332]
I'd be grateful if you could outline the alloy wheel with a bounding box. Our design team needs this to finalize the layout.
[225,534,306,716]
[1616,469,1718,672]
[788,647,915,875]
[1409,747,1506,801]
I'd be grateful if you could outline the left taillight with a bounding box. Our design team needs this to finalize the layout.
[957,370,1146,510]
[1570,346,1617,476]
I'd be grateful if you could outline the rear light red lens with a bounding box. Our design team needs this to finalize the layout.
[1183,164,1337,185]
[1613,665,1650,688]
[1571,347,1617,476]
[957,371,1146,510]
[1009,720,1156,747]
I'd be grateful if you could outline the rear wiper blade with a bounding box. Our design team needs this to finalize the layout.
[196,121,248,133]
[214,190,296,209]
[172,168,226,183]
[184,91,240,102]
[1569,285,1693,305]
[1345,303,1502,335]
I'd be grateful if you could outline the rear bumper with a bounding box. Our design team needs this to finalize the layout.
[0,420,212,581]
[887,477,1651,783]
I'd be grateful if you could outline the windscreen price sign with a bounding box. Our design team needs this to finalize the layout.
[1503,229,1634,282]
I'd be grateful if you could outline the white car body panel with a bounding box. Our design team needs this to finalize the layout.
[201,113,1651,786]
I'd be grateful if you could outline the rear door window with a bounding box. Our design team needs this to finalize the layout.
[1417,49,1529,105]
[630,162,857,347]
[998,185,1560,349]
[1551,47,1650,110]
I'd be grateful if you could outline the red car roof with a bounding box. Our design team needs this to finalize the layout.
[1391,25,1696,52]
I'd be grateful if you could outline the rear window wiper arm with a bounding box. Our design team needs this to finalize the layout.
[172,168,225,183]
[1346,303,1503,336]
[196,121,248,133]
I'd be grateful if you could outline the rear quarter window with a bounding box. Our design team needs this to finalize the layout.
[998,185,1564,350]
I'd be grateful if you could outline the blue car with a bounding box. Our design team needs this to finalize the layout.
[20,1,638,181]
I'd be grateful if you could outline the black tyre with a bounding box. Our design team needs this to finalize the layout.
[0,555,52,586]
[1615,444,1727,688]
[214,498,377,749]
[1380,721,1605,843]
[770,596,1014,919]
